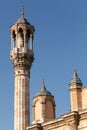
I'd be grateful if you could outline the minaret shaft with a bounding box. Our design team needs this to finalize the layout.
[12,49,34,130]
[14,74,30,130]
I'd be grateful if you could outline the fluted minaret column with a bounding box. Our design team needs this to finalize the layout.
[10,9,35,130]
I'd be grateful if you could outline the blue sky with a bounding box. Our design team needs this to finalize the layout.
[1,0,87,130]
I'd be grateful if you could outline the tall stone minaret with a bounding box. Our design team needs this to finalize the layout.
[10,9,35,130]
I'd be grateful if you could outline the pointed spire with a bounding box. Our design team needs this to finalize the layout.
[70,68,83,86]
[73,68,78,79]
[41,80,46,91]
[21,6,24,18]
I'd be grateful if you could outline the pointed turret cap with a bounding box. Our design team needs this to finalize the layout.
[70,69,83,86]
[34,80,52,97]
[16,7,30,24]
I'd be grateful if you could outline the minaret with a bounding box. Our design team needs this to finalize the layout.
[10,9,35,130]
[69,69,82,111]
[32,80,56,124]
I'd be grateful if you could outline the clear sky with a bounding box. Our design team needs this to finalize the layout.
[1,0,87,130]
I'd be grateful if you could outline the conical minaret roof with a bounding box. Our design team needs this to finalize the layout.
[34,80,53,97]
[70,68,83,85]
[16,7,30,25]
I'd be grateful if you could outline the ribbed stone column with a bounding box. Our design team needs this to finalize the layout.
[11,48,34,130]
[14,72,30,130]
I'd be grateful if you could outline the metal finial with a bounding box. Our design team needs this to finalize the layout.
[42,80,46,91]
[21,6,24,18]
[73,68,78,78]
[74,68,77,73]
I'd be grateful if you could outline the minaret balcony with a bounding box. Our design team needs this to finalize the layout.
[10,47,34,57]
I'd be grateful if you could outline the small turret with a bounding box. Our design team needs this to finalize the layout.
[32,80,56,124]
[70,68,82,87]
[69,69,82,111]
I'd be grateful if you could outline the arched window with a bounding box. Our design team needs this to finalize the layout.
[12,30,16,39]
[17,28,24,47]
[27,29,30,38]
[12,30,16,48]
[18,28,24,38]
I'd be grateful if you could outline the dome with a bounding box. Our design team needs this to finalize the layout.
[70,69,82,85]
[34,80,53,97]
[16,17,30,24]
[16,8,30,25]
